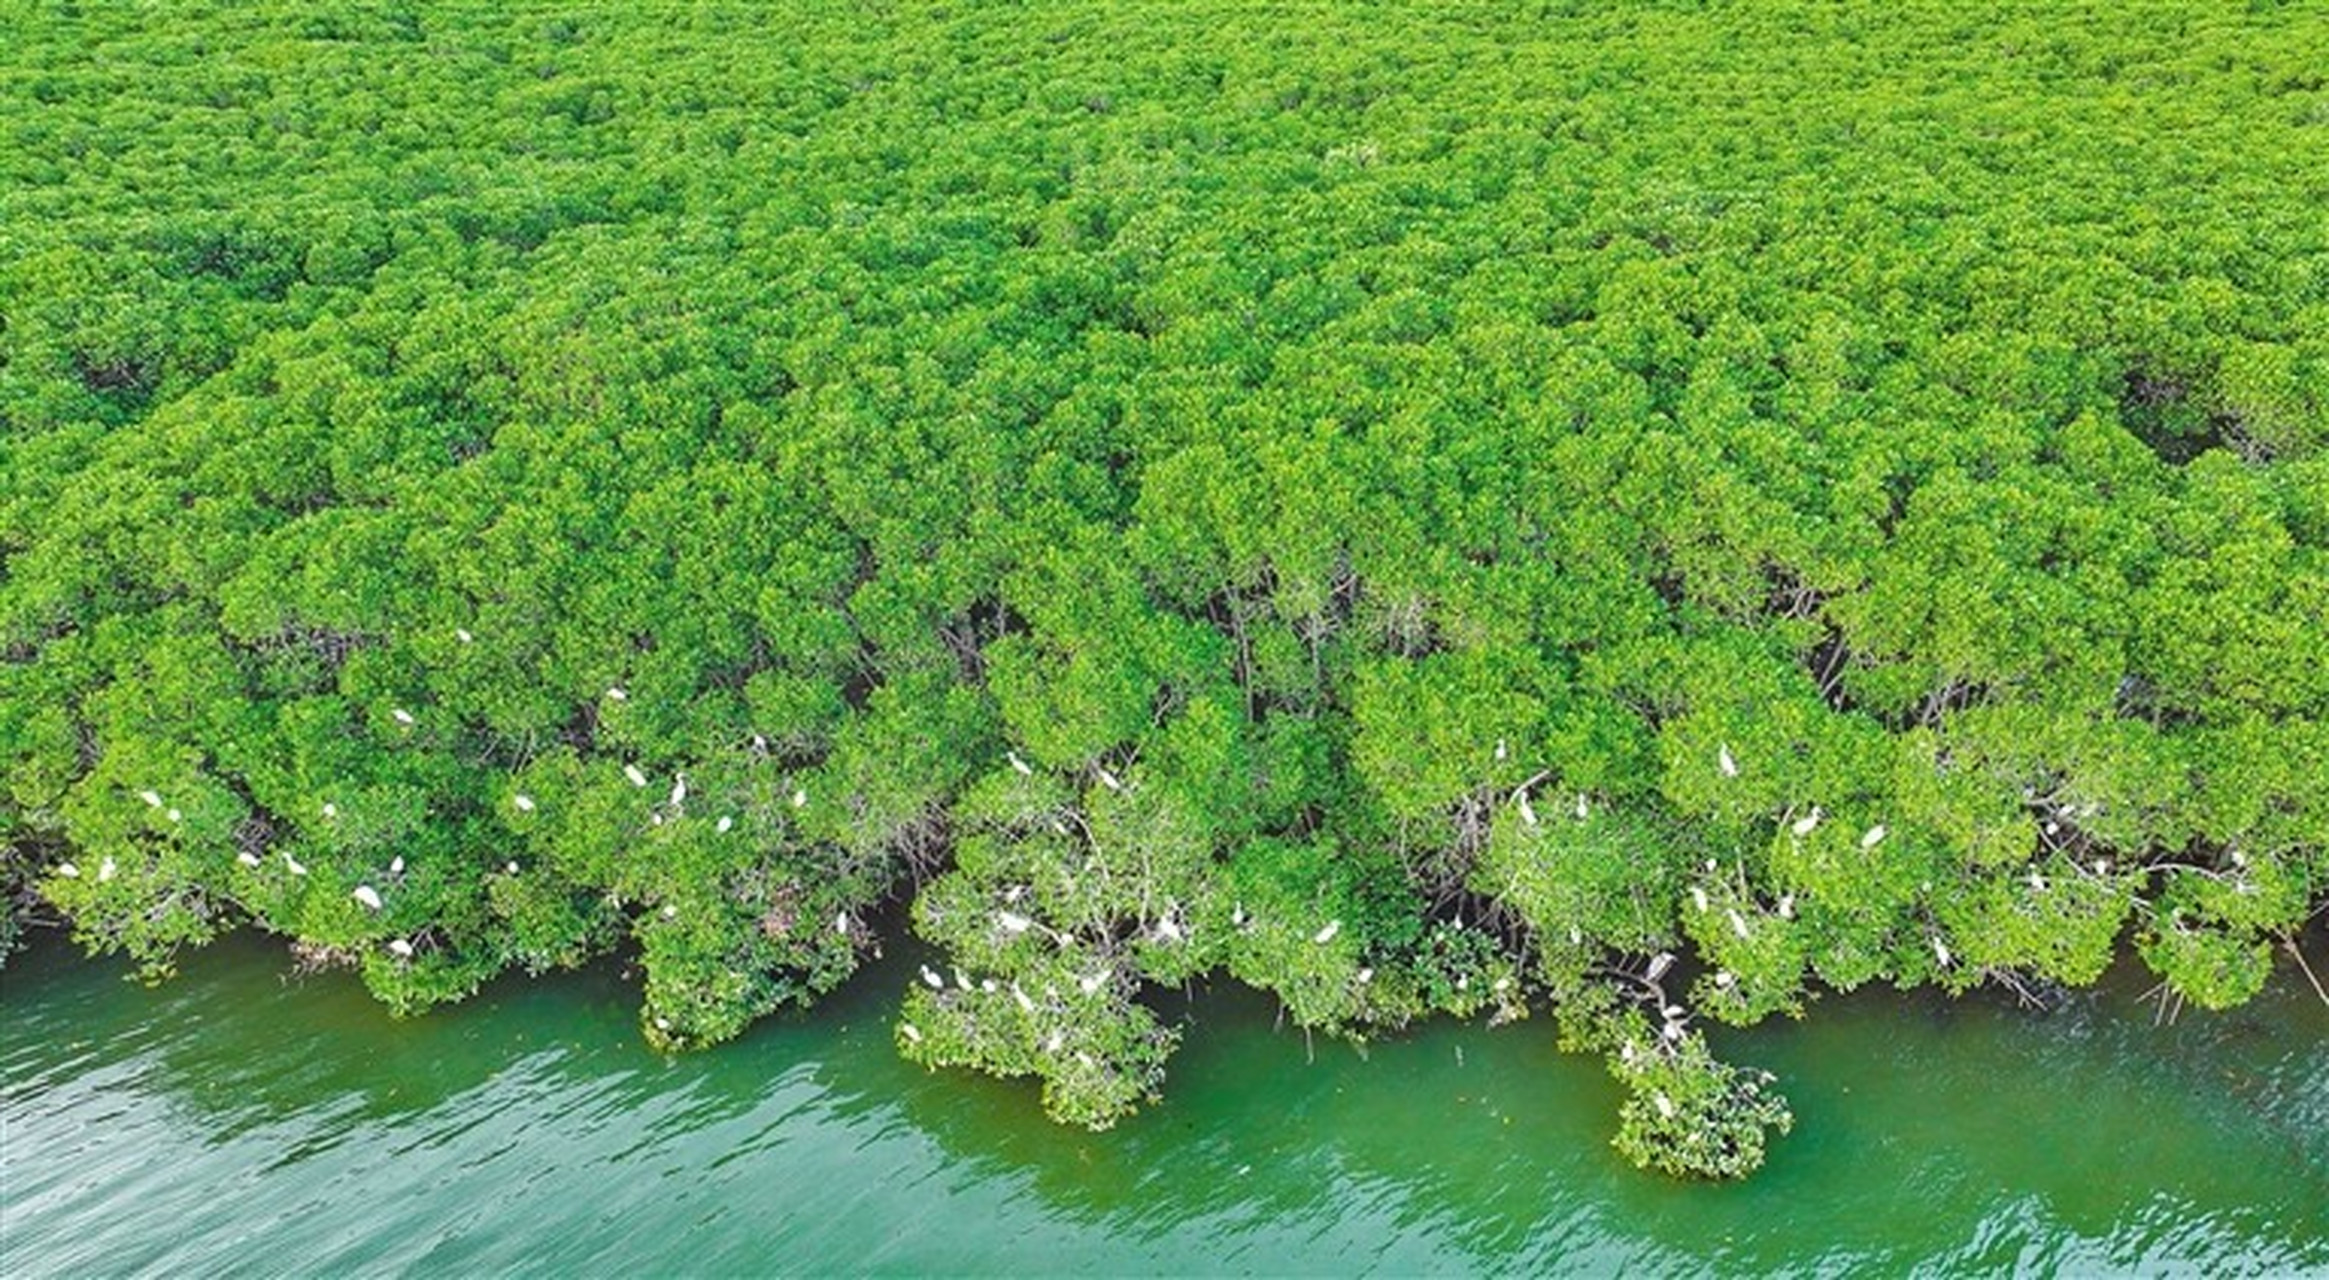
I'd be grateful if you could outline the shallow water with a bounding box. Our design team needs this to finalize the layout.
[3,930,2323,1276]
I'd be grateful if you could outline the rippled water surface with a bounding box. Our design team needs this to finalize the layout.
[4,931,2324,1275]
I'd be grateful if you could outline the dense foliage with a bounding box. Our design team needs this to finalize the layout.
[5,1,2326,1178]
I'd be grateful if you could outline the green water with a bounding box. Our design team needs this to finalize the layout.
[3,931,2323,1276]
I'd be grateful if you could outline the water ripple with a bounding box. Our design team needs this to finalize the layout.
[4,937,2325,1277]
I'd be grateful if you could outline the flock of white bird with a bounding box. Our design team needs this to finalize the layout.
[77,681,2025,1029]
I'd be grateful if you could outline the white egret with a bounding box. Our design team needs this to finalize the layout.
[716,815,733,834]
[1791,807,1822,837]
[1728,908,1749,940]
[1777,893,1796,919]
[390,856,405,874]
[1013,984,1035,1013]
[353,885,383,911]
[1008,751,1034,777]
[921,965,944,990]
[623,763,648,788]
[55,862,79,878]
[1517,790,1539,827]
[514,793,536,812]
[1933,937,1953,967]
[1495,738,1508,762]
[1861,824,1888,849]
[1647,952,1675,980]
[1078,969,1109,995]
[391,708,415,726]
[456,628,474,644]
[99,857,117,883]
[1575,793,1590,821]
[1313,919,1342,945]
[167,809,181,823]
[669,774,688,807]
[997,911,1032,934]
[1356,967,1374,984]
[322,802,338,819]
[504,861,519,874]
[388,938,415,959]
[901,1023,923,1045]
[1690,886,1709,912]
[285,853,309,877]
[606,686,628,702]
[1096,767,1122,792]
[1654,1092,1677,1120]
[1718,743,1738,777]
[835,912,851,935]
[237,851,262,868]
[791,788,807,808]
[139,790,162,808]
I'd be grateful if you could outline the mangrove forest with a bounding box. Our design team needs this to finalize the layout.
[3,0,2326,1181]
